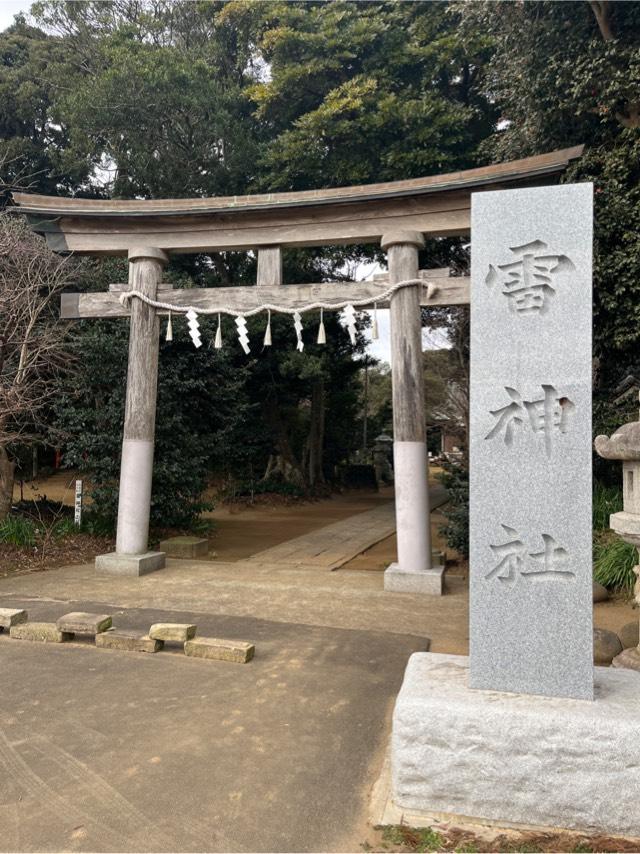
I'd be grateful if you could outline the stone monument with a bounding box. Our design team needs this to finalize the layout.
[469,183,594,700]
[595,394,640,670]
[389,183,640,839]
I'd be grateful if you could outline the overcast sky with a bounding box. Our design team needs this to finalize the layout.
[0,0,29,31]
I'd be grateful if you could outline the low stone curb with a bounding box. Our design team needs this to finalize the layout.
[56,612,112,635]
[0,608,28,630]
[10,622,73,643]
[96,629,163,653]
[184,637,255,664]
[149,622,197,642]
[3,609,255,663]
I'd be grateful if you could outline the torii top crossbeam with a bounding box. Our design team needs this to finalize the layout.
[13,146,582,255]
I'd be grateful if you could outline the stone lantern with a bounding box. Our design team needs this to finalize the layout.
[594,394,640,670]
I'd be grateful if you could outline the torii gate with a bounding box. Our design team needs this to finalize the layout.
[13,145,583,593]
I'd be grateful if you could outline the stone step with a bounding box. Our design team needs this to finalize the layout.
[184,637,255,664]
[96,630,163,653]
[56,612,112,635]
[149,622,197,642]
[0,608,28,630]
[10,622,73,643]
[159,536,208,559]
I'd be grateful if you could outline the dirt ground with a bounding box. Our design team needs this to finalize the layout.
[8,470,638,645]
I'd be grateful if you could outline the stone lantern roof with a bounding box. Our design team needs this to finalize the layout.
[595,393,640,460]
[595,421,640,460]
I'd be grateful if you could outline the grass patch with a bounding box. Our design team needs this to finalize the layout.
[594,532,637,592]
[0,514,37,547]
[593,482,622,531]
[380,825,446,852]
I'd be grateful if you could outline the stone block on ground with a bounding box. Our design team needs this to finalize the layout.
[384,562,444,596]
[96,629,162,653]
[149,622,196,642]
[593,627,623,665]
[593,581,609,603]
[392,652,640,838]
[158,536,208,559]
[0,608,28,630]
[95,551,165,576]
[618,621,639,650]
[56,612,112,635]
[184,637,254,664]
[10,622,73,643]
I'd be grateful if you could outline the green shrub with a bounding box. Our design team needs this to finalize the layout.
[50,517,78,539]
[80,512,116,537]
[593,533,637,592]
[187,517,215,537]
[438,460,469,559]
[0,515,36,547]
[593,481,622,531]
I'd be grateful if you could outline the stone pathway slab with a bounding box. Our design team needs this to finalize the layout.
[246,487,447,571]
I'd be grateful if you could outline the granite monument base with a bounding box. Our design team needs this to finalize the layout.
[384,559,444,596]
[95,551,165,576]
[392,653,640,838]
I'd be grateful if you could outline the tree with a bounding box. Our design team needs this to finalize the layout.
[54,259,256,530]
[241,0,497,191]
[459,1,640,437]
[0,214,77,518]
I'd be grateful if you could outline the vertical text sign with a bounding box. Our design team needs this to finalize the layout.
[74,479,83,528]
[470,184,593,700]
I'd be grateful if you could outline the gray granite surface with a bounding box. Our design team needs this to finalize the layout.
[470,183,593,699]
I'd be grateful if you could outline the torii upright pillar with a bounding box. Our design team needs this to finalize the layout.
[382,231,444,595]
[96,246,168,575]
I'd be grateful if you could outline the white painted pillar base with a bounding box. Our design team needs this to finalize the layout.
[116,439,155,555]
[384,441,443,594]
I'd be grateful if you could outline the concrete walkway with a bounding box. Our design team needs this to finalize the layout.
[245,485,448,571]
[0,486,461,853]
[0,602,427,853]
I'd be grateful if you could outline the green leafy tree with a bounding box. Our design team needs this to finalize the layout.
[241,0,497,190]
[460,0,640,433]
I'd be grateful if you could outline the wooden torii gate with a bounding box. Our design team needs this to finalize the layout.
[13,145,582,592]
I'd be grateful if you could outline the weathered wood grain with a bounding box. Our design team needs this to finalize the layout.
[13,146,583,215]
[14,147,583,254]
[256,247,283,287]
[387,237,426,443]
[123,250,166,441]
[61,275,470,319]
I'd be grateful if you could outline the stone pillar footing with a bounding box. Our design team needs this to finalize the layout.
[95,551,165,576]
[384,557,444,596]
[391,652,640,838]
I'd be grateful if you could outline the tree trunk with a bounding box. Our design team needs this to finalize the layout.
[262,397,305,486]
[307,378,326,486]
[0,445,16,520]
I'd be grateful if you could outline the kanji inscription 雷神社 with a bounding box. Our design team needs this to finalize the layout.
[470,183,593,700]
[486,524,574,587]
[486,239,575,314]
[485,383,575,457]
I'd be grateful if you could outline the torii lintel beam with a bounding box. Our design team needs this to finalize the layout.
[12,146,583,256]
[61,270,471,319]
